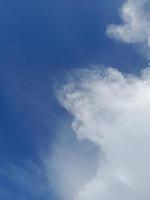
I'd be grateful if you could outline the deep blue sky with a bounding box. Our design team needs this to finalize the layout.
[0,0,147,199]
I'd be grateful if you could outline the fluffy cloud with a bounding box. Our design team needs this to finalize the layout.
[56,67,150,200]
[50,0,150,199]
[107,0,150,53]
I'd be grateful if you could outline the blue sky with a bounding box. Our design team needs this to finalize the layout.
[0,0,149,199]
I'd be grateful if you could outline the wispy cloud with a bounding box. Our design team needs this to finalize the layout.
[107,0,150,57]
[0,162,51,199]
[46,120,100,200]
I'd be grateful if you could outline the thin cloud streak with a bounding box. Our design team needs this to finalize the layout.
[0,162,51,199]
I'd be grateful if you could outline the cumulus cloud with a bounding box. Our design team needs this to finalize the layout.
[107,0,150,54]
[56,67,150,200]
[49,1,150,199]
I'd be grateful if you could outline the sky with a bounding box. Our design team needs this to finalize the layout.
[0,0,150,199]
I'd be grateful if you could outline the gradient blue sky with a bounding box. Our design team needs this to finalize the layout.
[0,0,148,199]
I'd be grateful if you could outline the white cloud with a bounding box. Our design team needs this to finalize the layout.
[56,67,150,200]
[49,1,150,199]
[47,120,100,200]
[107,0,150,53]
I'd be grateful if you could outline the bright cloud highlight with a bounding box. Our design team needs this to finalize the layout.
[56,67,150,200]
[50,0,150,199]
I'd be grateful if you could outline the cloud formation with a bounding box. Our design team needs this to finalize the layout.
[107,0,150,55]
[47,119,100,200]
[51,0,150,199]
[57,67,150,200]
